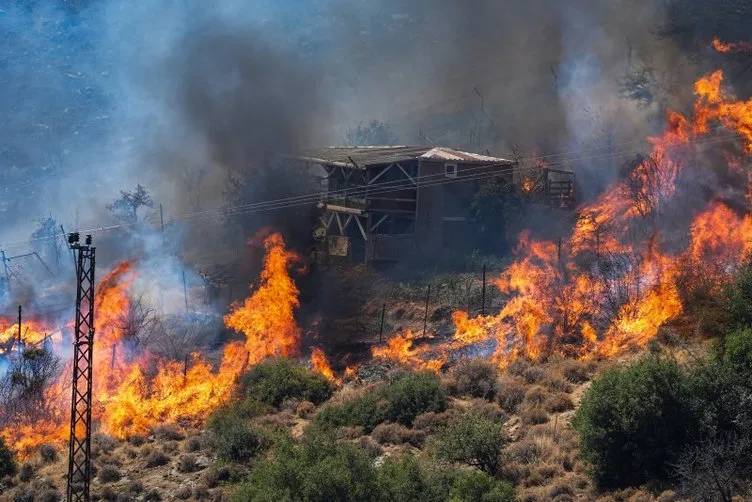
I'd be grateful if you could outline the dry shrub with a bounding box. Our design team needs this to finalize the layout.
[522,366,546,384]
[561,359,592,384]
[153,423,184,441]
[507,359,531,378]
[175,485,192,500]
[544,393,574,413]
[98,486,117,502]
[296,400,316,418]
[464,398,506,421]
[144,448,169,468]
[336,425,365,440]
[145,488,162,501]
[532,462,563,482]
[97,464,122,483]
[36,488,61,502]
[39,444,57,464]
[18,462,33,482]
[184,435,203,453]
[125,480,144,495]
[444,358,499,399]
[357,435,383,457]
[523,386,548,407]
[92,433,118,456]
[193,484,210,500]
[178,454,203,473]
[496,376,527,413]
[541,373,572,393]
[161,440,179,454]
[371,422,419,446]
[547,479,576,500]
[413,409,459,433]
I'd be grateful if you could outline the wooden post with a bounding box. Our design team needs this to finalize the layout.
[557,237,562,268]
[422,284,431,337]
[182,269,189,313]
[481,264,487,316]
[159,203,165,245]
[379,303,386,343]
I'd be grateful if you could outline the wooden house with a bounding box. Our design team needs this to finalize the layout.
[291,146,574,263]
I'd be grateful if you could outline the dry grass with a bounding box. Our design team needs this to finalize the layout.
[496,376,527,413]
[544,393,574,413]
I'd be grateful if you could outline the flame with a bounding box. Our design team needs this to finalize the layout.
[0,319,55,351]
[371,330,445,372]
[310,347,340,384]
[712,37,752,54]
[224,233,301,365]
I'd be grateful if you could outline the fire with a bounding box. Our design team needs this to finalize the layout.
[440,69,752,368]
[310,347,340,384]
[371,330,445,372]
[4,232,305,451]
[0,319,54,352]
[224,233,301,365]
[712,37,752,54]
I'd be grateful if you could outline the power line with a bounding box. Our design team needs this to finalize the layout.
[0,131,743,250]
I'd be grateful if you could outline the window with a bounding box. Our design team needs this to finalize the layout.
[445,162,458,178]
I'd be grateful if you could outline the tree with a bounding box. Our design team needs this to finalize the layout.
[345,120,398,146]
[107,184,154,223]
[30,216,61,271]
[432,412,507,475]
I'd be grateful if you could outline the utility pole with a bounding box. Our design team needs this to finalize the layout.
[379,303,386,343]
[66,233,96,502]
[422,284,431,338]
[182,269,189,313]
[159,203,165,245]
[481,264,487,316]
[17,305,22,351]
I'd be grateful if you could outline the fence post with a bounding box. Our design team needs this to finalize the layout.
[422,284,431,337]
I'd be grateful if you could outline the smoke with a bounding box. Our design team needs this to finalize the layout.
[0,0,711,298]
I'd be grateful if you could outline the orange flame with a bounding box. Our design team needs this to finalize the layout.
[310,347,340,384]
[712,37,752,54]
[224,233,301,365]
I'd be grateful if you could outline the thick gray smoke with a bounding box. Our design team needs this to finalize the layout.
[0,0,713,282]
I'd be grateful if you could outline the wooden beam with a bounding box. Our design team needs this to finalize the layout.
[370,214,389,232]
[368,163,395,185]
[395,163,417,185]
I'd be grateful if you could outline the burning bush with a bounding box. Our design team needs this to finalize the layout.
[431,412,507,475]
[573,355,696,488]
[315,371,446,432]
[239,357,332,407]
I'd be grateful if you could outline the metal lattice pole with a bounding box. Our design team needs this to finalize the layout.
[66,234,96,502]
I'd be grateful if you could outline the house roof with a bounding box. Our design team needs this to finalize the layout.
[290,146,516,168]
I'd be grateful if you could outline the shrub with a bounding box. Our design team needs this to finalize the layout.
[723,260,752,329]
[718,327,752,372]
[496,377,526,413]
[240,357,333,407]
[230,429,380,502]
[560,360,592,384]
[448,469,516,502]
[543,393,574,413]
[18,462,33,482]
[520,407,548,425]
[184,436,203,453]
[38,445,57,464]
[573,355,695,489]
[153,424,184,441]
[0,437,16,478]
[445,358,498,399]
[371,423,419,446]
[432,412,506,475]
[144,449,169,468]
[177,454,203,473]
[377,456,515,502]
[316,371,446,432]
[206,405,267,463]
[97,464,122,483]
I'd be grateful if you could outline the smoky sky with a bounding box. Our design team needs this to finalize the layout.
[0,0,708,250]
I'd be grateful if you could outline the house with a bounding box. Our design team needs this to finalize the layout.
[291,146,575,263]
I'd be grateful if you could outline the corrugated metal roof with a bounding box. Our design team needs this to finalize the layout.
[291,146,515,168]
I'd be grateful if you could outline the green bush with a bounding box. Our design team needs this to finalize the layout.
[231,429,380,502]
[724,261,752,329]
[316,372,447,432]
[573,355,696,489]
[0,437,16,477]
[448,469,516,502]
[241,358,333,407]
[431,413,506,475]
[718,327,752,373]
[207,401,271,463]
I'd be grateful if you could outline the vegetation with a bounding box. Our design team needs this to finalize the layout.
[444,358,499,399]
[315,371,447,432]
[573,355,695,488]
[0,436,16,478]
[240,358,333,407]
[232,429,515,502]
[206,401,270,463]
[431,412,506,475]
